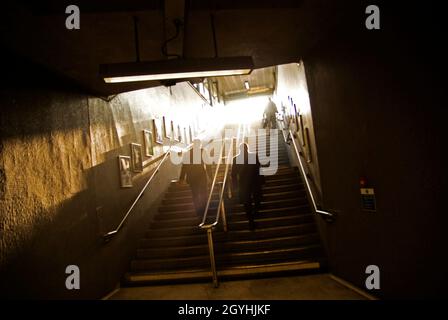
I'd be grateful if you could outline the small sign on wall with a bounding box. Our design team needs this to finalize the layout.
[361,188,377,212]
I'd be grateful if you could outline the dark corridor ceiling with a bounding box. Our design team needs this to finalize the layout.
[2,1,354,96]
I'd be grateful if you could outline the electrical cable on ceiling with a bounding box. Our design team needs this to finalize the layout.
[133,16,140,62]
[210,13,218,58]
[161,18,183,59]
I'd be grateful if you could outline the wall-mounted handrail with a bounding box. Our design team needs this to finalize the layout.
[103,131,221,242]
[103,149,173,242]
[103,140,199,242]
[279,123,335,221]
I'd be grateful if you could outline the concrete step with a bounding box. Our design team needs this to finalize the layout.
[162,193,220,205]
[264,172,298,181]
[261,183,304,194]
[158,202,196,212]
[264,177,300,187]
[153,208,198,220]
[162,177,301,200]
[136,233,321,259]
[123,260,323,286]
[147,212,313,238]
[230,196,309,213]
[143,223,317,244]
[153,204,310,223]
[260,190,306,202]
[167,184,192,192]
[152,204,311,228]
[227,205,311,221]
[227,214,315,231]
[130,245,323,272]
[159,194,308,214]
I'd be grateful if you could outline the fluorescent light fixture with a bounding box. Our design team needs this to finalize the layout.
[244,80,250,90]
[100,56,254,83]
[104,69,250,83]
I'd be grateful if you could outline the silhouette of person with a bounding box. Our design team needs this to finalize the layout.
[231,143,264,230]
[179,145,208,221]
[263,97,278,129]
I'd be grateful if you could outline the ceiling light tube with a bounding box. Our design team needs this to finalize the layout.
[100,56,254,83]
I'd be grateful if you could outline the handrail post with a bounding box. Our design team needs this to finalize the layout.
[206,228,219,287]
[200,133,240,287]
[220,198,228,232]
[227,180,232,199]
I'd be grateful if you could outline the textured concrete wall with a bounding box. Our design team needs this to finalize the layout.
[297,6,446,298]
[0,70,210,298]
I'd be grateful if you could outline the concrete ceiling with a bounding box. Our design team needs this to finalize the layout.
[212,66,275,101]
[1,1,353,97]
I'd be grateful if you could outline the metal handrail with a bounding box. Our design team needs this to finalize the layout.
[199,124,242,229]
[279,123,334,221]
[103,143,196,242]
[103,132,221,242]
[200,125,242,287]
[197,139,225,288]
[199,142,226,228]
[199,138,234,230]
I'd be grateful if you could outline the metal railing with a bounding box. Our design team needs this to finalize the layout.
[103,149,174,242]
[103,134,220,242]
[200,125,243,287]
[279,122,335,222]
[199,138,234,287]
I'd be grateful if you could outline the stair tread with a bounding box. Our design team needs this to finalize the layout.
[124,260,324,286]
[137,233,321,253]
[149,221,315,236]
[147,215,315,234]
[229,214,313,224]
[132,244,323,264]
[232,196,308,207]
[155,204,309,218]
[158,197,308,213]
[126,259,321,277]
[152,210,313,228]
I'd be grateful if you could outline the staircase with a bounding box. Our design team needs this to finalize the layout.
[123,129,326,286]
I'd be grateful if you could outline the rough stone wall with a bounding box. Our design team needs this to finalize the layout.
[0,81,210,298]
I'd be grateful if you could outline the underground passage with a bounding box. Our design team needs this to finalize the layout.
[0,0,446,302]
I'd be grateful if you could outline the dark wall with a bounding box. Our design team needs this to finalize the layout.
[302,2,447,298]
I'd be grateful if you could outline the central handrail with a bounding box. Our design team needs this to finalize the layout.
[199,125,242,229]
[199,138,234,230]
[199,125,242,287]
[279,122,334,221]
[199,141,226,228]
